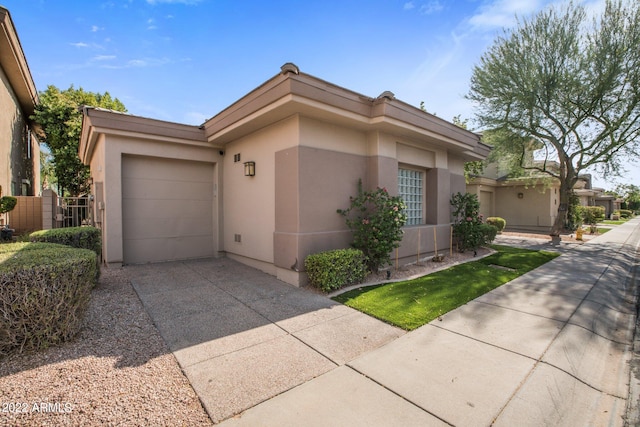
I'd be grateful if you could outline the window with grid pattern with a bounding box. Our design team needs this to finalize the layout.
[398,168,423,226]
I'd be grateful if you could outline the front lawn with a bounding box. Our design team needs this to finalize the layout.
[332,245,560,330]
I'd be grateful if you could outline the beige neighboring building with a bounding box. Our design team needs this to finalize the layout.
[0,6,40,202]
[468,161,621,231]
[80,63,489,286]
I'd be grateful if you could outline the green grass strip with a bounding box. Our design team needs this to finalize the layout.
[332,245,560,331]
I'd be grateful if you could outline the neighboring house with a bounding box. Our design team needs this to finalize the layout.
[0,6,40,202]
[467,160,621,231]
[79,63,489,286]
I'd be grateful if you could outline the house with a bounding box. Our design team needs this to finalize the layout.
[467,160,621,231]
[0,6,40,201]
[79,63,489,286]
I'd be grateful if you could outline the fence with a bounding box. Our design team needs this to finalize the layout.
[6,196,43,234]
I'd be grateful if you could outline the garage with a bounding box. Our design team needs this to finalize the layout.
[122,155,215,264]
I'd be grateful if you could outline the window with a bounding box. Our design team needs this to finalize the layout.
[398,168,423,225]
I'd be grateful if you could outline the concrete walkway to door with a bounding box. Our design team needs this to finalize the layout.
[127,258,405,424]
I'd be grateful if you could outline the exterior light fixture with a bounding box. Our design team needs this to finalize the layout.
[244,161,256,177]
[517,192,524,199]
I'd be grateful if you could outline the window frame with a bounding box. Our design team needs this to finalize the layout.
[398,166,425,226]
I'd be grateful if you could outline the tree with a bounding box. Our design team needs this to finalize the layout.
[615,184,640,211]
[467,0,640,236]
[32,86,126,196]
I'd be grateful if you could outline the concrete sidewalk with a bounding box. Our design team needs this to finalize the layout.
[216,218,640,427]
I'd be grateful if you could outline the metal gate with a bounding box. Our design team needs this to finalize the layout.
[55,196,94,228]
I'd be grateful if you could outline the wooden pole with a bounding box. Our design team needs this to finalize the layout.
[417,228,421,264]
[433,226,438,258]
[450,225,453,257]
[395,247,399,270]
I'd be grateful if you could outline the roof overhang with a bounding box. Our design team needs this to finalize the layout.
[0,7,38,117]
[79,107,207,164]
[202,64,489,161]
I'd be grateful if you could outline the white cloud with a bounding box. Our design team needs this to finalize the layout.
[420,1,444,15]
[91,25,100,32]
[468,0,545,31]
[404,1,443,15]
[93,55,116,61]
[71,42,90,48]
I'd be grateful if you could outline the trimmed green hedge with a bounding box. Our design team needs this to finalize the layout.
[578,206,606,224]
[615,209,633,219]
[30,226,101,256]
[305,248,368,292]
[0,242,97,356]
[485,217,506,233]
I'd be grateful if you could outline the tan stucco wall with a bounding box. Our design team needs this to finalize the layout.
[90,133,220,266]
[494,185,557,229]
[0,64,38,197]
[271,116,470,284]
[222,115,299,270]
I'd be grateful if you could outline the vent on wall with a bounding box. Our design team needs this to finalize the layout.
[234,153,241,163]
[234,234,242,243]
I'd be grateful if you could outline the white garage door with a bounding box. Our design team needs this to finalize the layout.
[122,155,215,264]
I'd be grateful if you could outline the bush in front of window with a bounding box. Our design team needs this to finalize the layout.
[451,192,497,253]
[485,217,506,233]
[338,180,407,273]
[305,248,368,292]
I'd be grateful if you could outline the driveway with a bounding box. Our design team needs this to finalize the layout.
[126,257,405,423]
[128,217,640,426]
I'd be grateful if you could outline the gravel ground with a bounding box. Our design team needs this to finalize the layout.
[0,268,212,427]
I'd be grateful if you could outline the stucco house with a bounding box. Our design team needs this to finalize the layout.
[79,63,489,286]
[0,6,40,201]
[467,161,621,232]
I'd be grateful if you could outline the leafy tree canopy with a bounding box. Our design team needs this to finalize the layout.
[467,0,640,235]
[615,183,640,211]
[32,86,126,196]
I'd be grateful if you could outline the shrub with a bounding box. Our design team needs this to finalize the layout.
[616,209,633,219]
[337,180,407,273]
[577,206,605,225]
[485,217,506,233]
[305,249,368,292]
[30,226,101,256]
[0,242,97,356]
[451,192,497,253]
[0,196,17,214]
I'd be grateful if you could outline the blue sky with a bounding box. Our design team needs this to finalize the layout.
[3,0,638,189]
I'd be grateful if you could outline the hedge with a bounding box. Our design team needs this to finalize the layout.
[305,248,368,292]
[615,209,633,219]
[30,226,101,256]
[485,217,506,233]
[578,206,606,225]
[0,242,97,356]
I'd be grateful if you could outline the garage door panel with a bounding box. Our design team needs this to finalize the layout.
[122,178,213,200]
[124,217,214,240]
[122,199,213,220]
[124,235,215,265]
[122,155,215,264]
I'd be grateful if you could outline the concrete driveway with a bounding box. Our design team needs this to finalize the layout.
[128,217,640,426]
[126,257,405,424]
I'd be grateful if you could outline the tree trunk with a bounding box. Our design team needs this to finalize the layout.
[550,161,576,237]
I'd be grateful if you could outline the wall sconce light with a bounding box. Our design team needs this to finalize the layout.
[517,192,524,199]
[244,161,256,177]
